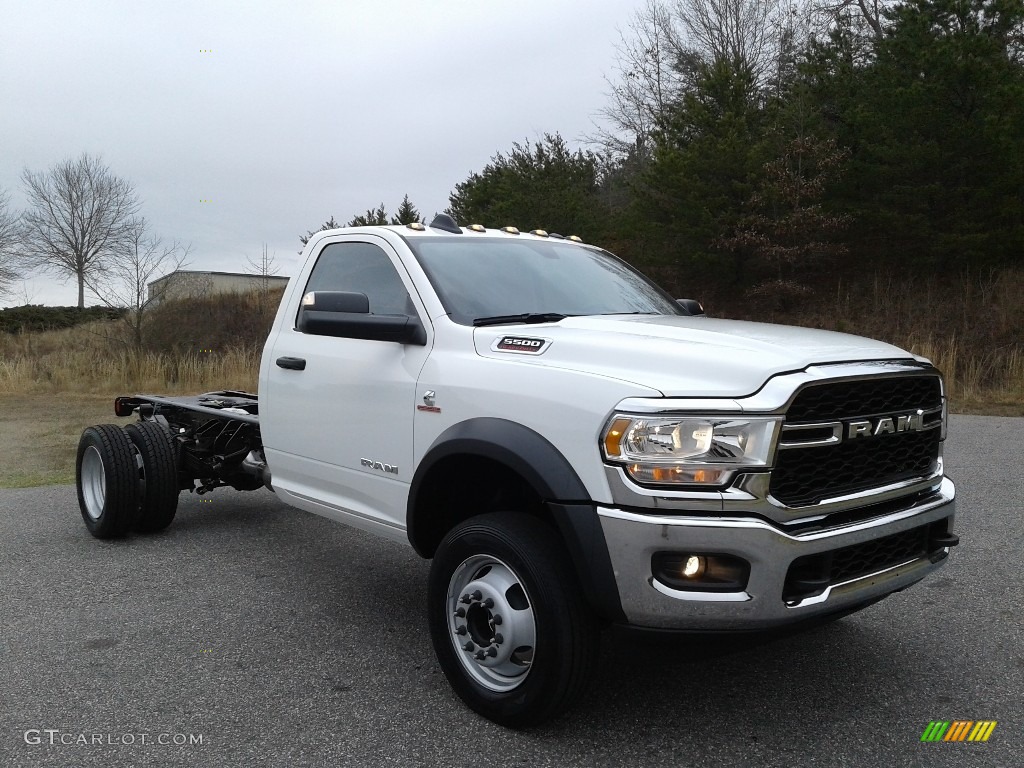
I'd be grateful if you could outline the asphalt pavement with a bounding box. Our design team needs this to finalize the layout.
[0,414,1021,767]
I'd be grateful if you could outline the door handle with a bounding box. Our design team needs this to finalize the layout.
[276,356,306,370]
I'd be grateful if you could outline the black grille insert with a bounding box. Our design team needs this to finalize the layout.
[783,519,950,601]
[771,375,943,507]
[785,375,941,422]
[772,429,940,506]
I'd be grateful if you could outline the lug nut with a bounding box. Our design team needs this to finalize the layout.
[492,614,502,625]
[486,647,497,657]
[459,594,472,604]
[474,651,486,660]
[462,642,475,652]
[454,607,466,618]
[493,633,503,645]
[482,597,494,608]
[471,590,482,601]
[455,626,466,636]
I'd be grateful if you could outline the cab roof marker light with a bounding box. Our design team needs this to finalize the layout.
[406,222,426,231]
[501,226,520,235]
[549,233,565,239]
[467,224,486,232]
[568,235,583,242]
[530,229,549,238]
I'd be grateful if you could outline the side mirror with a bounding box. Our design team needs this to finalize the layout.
[676,298,706,316]
[302,290,369,313]
[297,291,427,345]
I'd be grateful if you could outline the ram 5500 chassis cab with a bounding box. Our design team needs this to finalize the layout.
[76,215,958,726]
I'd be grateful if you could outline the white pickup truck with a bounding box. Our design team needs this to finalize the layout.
[76,215,958,726]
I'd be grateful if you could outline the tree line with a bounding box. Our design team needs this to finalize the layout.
[337,0,1023,304]
[5,0,1019,325]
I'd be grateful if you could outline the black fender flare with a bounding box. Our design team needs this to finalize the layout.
[408,418,624,621]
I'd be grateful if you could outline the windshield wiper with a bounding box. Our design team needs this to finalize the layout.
[472,312,571,327]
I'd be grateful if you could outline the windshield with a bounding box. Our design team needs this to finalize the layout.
[405,236,682,325]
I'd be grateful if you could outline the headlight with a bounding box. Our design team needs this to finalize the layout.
[601,415,782,486]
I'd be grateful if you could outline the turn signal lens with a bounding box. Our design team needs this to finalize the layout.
[626,464,729,485]
[603,417,632,458]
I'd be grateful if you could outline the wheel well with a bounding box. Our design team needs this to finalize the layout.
[408,454,550,557]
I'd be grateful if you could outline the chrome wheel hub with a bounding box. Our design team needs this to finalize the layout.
[80,445,106,520]
[447,554,536,692]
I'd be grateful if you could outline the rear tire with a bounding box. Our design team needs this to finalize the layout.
[428,512,600,727]
[76,425,140,539]
[124,421,180,533]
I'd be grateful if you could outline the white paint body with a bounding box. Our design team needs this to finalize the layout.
[257,225,923,545]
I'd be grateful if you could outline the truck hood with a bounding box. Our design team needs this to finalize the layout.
[473,315,916,398]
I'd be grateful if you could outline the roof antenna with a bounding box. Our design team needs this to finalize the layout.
[429,213,462,234]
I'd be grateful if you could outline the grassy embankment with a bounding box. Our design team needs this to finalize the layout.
[738,270,1024,416]
[0,292,271,488]
[0,273,1020,488]
[0,333,262,487]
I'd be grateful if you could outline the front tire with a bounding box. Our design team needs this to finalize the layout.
[76,425,140,539]
[428,512,599,727]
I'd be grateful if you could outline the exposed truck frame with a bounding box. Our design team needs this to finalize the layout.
[113,391,268,496]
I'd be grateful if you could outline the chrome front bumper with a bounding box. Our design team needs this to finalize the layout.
[598,477,956,630]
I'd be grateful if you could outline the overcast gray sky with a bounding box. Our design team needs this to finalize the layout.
[0,0,648,307]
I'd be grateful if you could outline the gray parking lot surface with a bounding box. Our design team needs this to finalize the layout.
[0,414,1021,767]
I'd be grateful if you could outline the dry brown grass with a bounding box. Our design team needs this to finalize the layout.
[909,337,1023,415]
[0,394,132,488]
[701,268,1024,416]
[828,270,1024,415]
[0,321,260,395]
[0,272,1020,409]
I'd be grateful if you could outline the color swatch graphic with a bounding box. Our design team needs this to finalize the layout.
[920,721,997,742]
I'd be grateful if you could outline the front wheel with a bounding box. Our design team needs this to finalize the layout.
[427,512,599,727]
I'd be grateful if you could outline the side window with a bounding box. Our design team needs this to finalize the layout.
[301,242,414,317]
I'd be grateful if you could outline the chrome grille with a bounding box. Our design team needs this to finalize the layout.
[771,375,943,507]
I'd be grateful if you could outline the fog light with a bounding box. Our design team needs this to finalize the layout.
[651,552,750,592]
[682,555,705,578]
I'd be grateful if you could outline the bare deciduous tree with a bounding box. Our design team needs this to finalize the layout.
[19,153,140,308]
[0,187,21,300]
[593,0,801,156]
[672,0,789,87]
[592,0,688,155]
[812,0,886,42]
[245,243,282,314]
[85,217,190,351]
[245,243,280,293]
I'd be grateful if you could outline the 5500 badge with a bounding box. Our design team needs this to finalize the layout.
[492,336,552,355]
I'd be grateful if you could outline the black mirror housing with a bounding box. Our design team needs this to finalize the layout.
[676,298,706,316]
